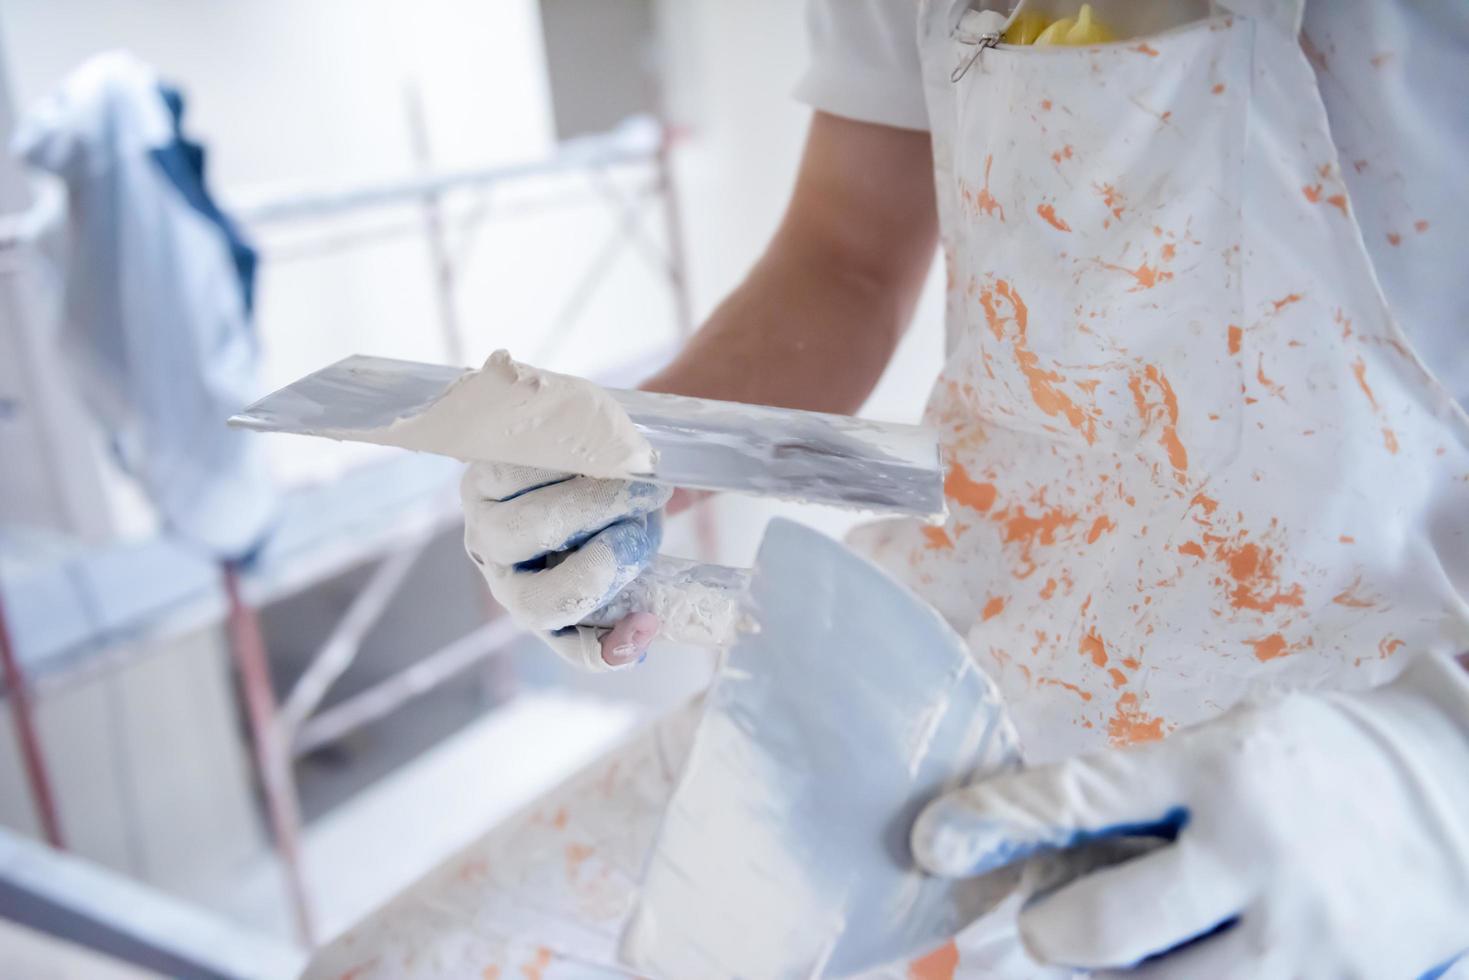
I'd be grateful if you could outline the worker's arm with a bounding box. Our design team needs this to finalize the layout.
[641,110,939,413]
[463,112,938,669]
[911,652,1469,976]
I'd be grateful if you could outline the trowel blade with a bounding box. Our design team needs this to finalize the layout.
[229,355,945,518]
[619,518,1021,979]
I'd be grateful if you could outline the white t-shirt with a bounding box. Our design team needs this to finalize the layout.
[793,0,927,132]
[793,0,1469,402]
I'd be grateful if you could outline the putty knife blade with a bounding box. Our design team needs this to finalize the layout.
[230,355,945,518]
[619,519,1021,978]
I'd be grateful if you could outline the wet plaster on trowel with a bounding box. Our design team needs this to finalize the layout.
[385,349,656,479]
[393,351,749,647]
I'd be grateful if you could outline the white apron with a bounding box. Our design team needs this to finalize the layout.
[851,0,1469,771]
[302,3,1469,978]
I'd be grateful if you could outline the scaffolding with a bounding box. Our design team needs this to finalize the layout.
[0,114,711,953]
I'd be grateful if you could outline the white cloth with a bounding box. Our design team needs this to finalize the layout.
[13,51,276,558]
[912,653,1469,978]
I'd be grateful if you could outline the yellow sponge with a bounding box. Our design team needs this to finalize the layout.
[1064,4,1115,44]
[1023,4,1116,47]
[1033,15,1076,45]
[1003,10,1050,45]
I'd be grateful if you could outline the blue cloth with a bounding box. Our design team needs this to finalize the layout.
[12,51,276,558]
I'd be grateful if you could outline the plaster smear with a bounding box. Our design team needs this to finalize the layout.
[586,557,753,648]
[384,350,655,478]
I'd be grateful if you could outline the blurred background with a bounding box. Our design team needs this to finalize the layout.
[0,2,942,975]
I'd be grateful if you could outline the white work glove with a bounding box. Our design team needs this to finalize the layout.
[461,461,672,670]
[911,654,1469,979]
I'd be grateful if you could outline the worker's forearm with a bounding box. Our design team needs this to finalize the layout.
[641,238,917,414]
[641,112,938,415]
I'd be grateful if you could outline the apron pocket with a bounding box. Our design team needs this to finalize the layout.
[939,13,1249,479]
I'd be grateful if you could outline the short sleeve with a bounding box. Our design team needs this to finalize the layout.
[794,0,930,132]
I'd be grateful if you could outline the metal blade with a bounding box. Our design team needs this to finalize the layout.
[619,519,1021,979]
[231,355,945,517]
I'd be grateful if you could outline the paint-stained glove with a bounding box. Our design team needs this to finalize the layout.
[911,654,1469,978]
[461,461,671,670]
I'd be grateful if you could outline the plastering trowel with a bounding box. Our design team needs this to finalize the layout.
[230,352,946,646]
[620,518,1023,979]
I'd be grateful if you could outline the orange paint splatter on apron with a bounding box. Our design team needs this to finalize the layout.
[1130,263,1171,290]
[1086,515,1116,543]
[1386,232,1402,246]
[483,968,502,980]
[1256,356,1286,400]
[995,501,1080,577]
[1036,202,1071,231]
[1351,357,1379,409]
[596,761,621,798]
[1108,693,1165,746]
[456,858,489,882]
[1271,293,1303,313]
[1040,677,1094,702]
[1128,365,1189,484]
[1415,219,1430,233]
[1350,358,1400,452]
[1050,144,1073,165]
[1379,636,1405,659]
[1327,194,1348,216]
[1227,325,1242,356]
[1079,629,1108,667]
[945,462,997,511]
[564,842,594,878]
[1250,633,1291,661]
[981,280,1098,442]
[922,526,955,550]
[1134,43,1159,56]
[1178,540,1206,558]
[1215,539,1305,613]
[909,940,960,980]
[1040,578,1058,599]
[1094,182,1127,221]
[1303,183,1323,203]
[521,948,553,980]
[982,595,1007,621]
[1332,578,1374,608]
[1212,83,1226,94]
[965,155,1005,220]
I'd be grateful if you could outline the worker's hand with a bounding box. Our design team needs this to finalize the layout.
[910,654,1469,978]
[461,461,672,670]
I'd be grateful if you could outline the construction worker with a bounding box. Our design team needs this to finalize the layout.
[460,1,1469,975]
